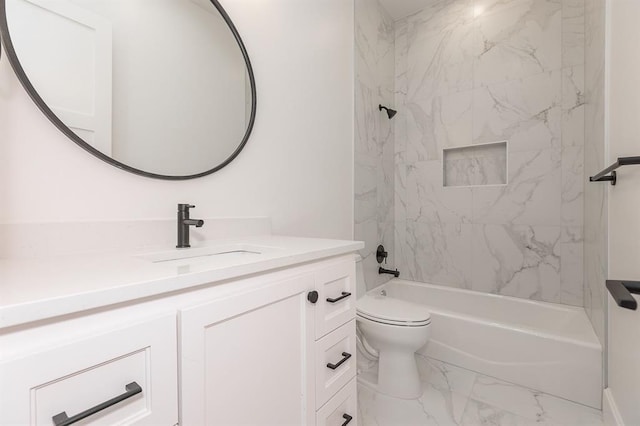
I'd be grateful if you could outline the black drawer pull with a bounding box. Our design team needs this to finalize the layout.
[326,292,351,303]
[327,352,352,370]
[342,413,353,426]
[52,381,142,426]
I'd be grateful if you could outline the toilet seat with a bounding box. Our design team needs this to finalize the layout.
[357,294,431,327]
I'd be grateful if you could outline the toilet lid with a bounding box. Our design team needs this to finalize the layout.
[357,294,431,326]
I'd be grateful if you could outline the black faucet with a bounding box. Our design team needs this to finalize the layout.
[177,204,204,248]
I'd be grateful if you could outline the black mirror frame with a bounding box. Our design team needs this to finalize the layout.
[0,0,256,180]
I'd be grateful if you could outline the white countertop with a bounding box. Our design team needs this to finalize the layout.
[0,236,363,329]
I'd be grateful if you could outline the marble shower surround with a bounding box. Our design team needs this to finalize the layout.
[354,0,396,291]
[393,0,586,306]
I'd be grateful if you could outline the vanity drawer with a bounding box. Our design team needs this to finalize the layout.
[315,260,356,339]
[315,320,356,407]
[316,378,357,426]
[0,314,177,425]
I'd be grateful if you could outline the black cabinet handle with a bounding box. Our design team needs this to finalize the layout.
[52,382,142,426]
[327,352,352,370]
[606,280,640,310]
[326,292,351,303]
[342,413,353,426]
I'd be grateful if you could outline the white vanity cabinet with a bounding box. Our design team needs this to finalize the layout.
[0,250,359,426]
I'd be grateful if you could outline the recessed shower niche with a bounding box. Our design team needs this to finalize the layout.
[443,141,507,187]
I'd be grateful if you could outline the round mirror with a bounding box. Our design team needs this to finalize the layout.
[0,0,256,179]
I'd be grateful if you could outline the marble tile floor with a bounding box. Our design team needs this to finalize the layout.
[357,355,603,426]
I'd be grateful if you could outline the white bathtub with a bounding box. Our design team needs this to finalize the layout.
[378,279,602,409]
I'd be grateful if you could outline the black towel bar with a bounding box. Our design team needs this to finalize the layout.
[589,156,640,185]
[606,280,640,310]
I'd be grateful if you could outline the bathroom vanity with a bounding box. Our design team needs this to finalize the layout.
[0,236,362,425]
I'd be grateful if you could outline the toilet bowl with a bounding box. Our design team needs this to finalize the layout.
[355,257,431,399]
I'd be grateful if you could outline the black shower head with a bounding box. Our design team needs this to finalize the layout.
[379,104,397,119]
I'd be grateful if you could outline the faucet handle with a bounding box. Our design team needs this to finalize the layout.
[376,245,388,264]
[178,204,196,211]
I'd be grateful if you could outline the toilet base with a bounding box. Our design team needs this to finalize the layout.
[378,351,423,399]
[357,351,423,400]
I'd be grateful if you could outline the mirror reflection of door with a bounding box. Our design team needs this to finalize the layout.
[4,0,253,177]
[7,0,113,155]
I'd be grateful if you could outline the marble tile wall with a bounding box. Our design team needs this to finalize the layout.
[355,0,396,291]
[583,0,607,344]
[393,0,586,306]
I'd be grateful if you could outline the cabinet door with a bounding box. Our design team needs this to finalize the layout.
[180,274,316,426]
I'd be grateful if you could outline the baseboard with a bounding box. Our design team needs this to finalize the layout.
[603,388,625,426]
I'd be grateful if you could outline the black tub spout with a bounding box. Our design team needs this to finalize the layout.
[379,267,400,278]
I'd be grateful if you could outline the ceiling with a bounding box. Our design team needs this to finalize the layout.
[377,0,435,20]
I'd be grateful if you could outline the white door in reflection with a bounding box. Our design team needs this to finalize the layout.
[8,0,113,155]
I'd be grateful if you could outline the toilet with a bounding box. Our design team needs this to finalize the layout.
[355,256,431,399]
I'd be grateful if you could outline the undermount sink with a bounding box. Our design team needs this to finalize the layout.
[136,243,279,264]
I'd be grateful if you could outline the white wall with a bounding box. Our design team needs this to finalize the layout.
[0,0,354,242]
[607,1,640,298]
[604,0,640,424]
